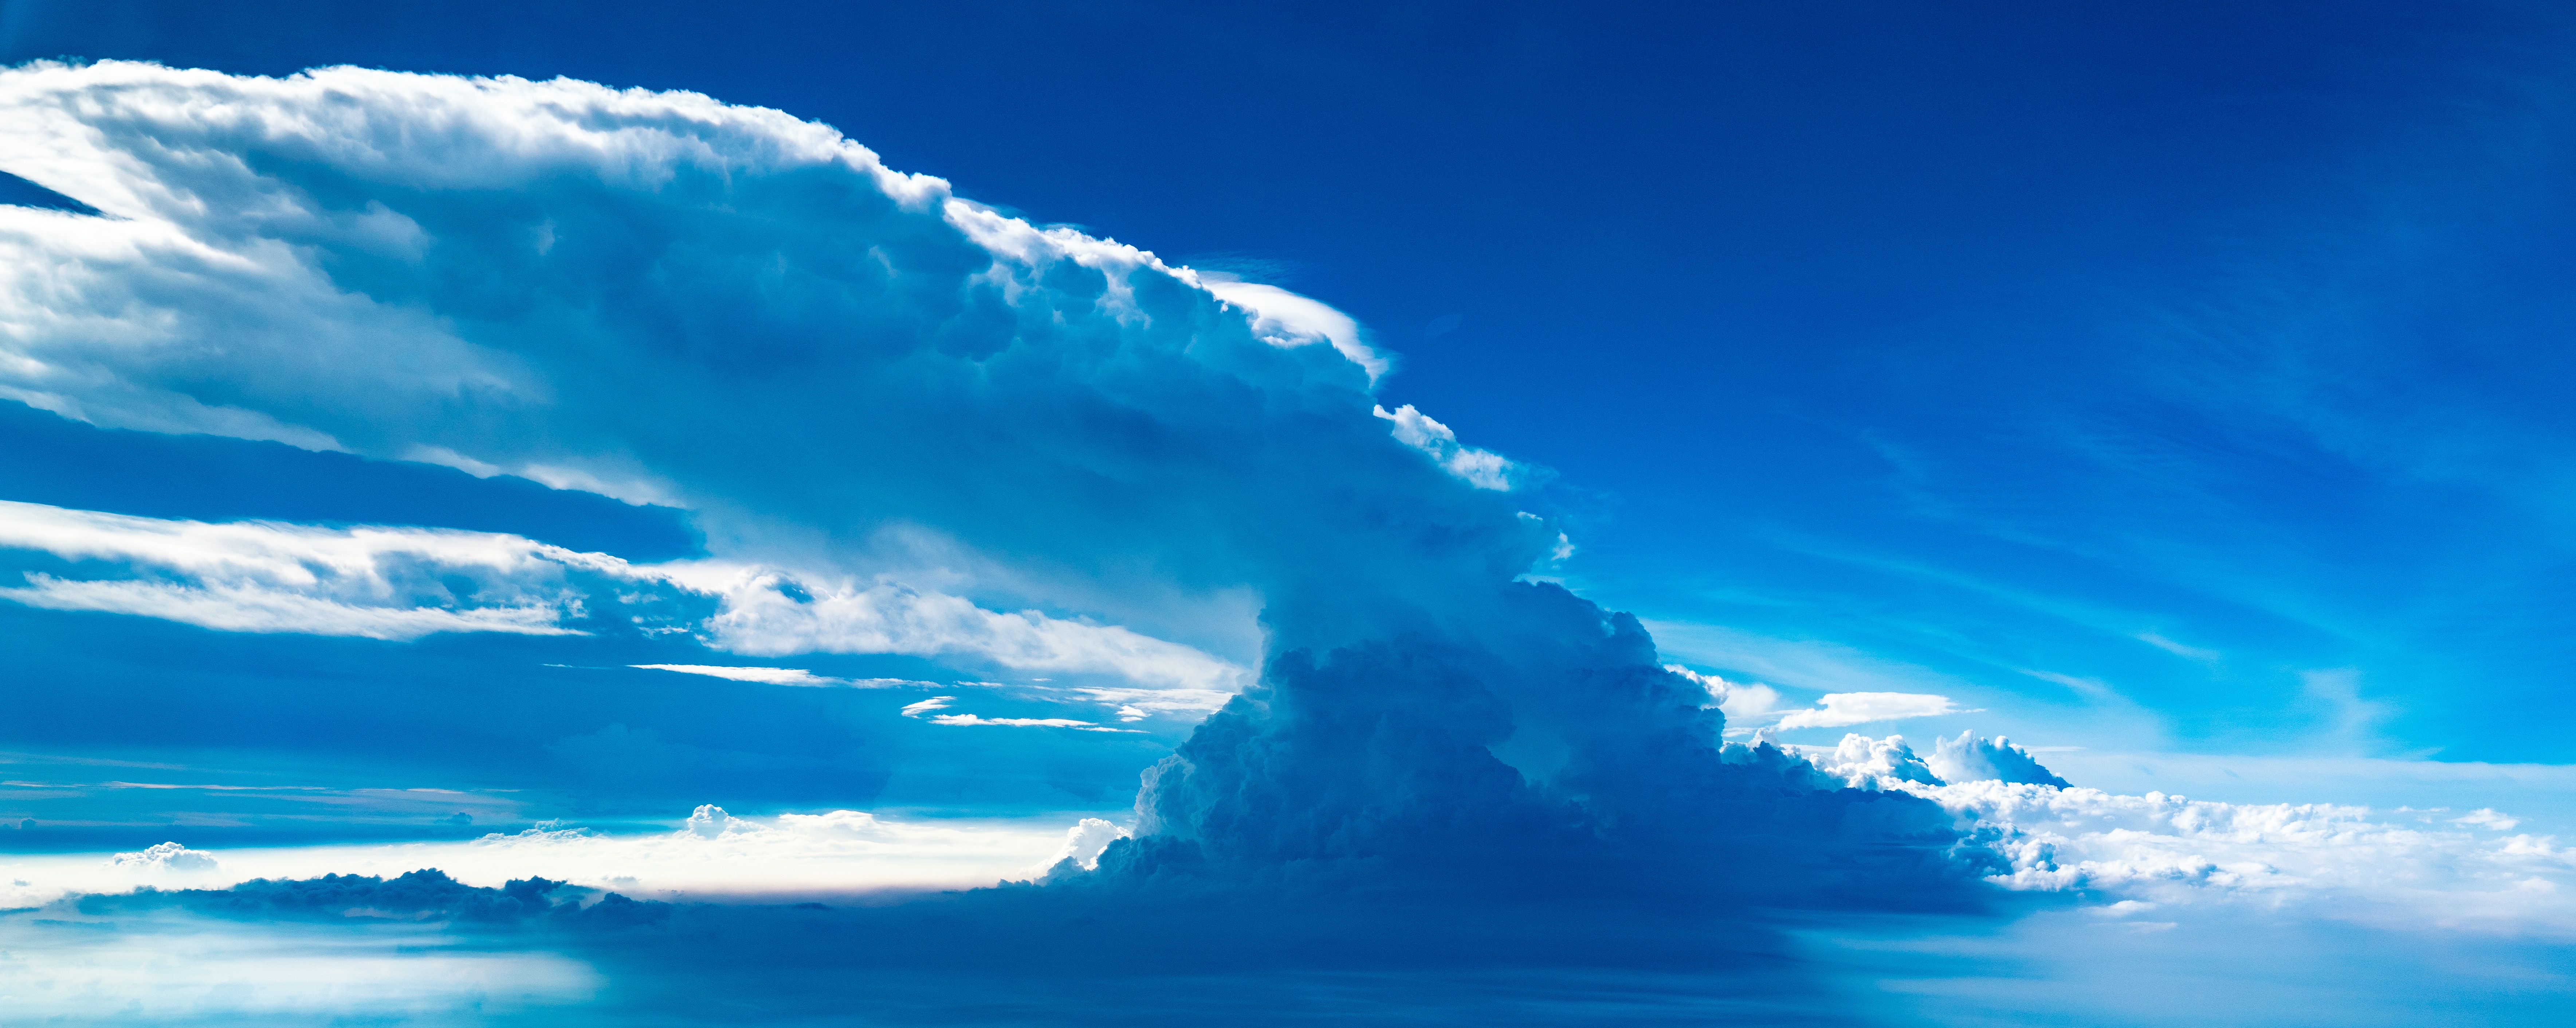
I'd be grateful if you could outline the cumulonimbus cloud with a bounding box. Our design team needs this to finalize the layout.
[16,62,2544,967]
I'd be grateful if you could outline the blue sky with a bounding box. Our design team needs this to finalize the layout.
[2,3,2574,1025]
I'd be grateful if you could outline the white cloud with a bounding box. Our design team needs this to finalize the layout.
[1050,817,1129,870]
[4,576,578,639]
[1927,730,2070,787]
[454,804,1083,895]
[1374,403,1516,490]
[1797,732,1942,787]
[899,696,955,718]
[927,714,1137,733]
[1663,664,1782,728]
[1935,781,2576,932]
[1059,685,1234,719]
[1665,657,1961,738]
[0,806,1095,910]
[1772,691,1971,730]
[0,499,602,641]
[680,804,742,839]
[1803,733,2576,935]
[628,664,924,687]
[1198,277,1387,381]
[106,840,219,873]
[2455,808,2521,831]
[702,570,1247,693]
[0,499,1248,696]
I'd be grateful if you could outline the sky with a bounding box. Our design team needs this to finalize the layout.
[1,2,2573,1025]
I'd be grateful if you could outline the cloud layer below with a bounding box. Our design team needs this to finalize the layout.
[0,806,1081,911]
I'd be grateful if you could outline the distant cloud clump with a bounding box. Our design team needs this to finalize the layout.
[108,841,218,873]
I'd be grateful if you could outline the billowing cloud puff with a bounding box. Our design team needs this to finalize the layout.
[1927,730,2072,787]
[1802,732,1945,788]
[1664,663,1783,727]
[1792,733,2576,935]
[108,841,219,873]
[1956,784,2576,931]
[1374,404,1517,491]
[1051,818,1131,871]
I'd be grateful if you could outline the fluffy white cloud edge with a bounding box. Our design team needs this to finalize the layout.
[1791,731,2576,935]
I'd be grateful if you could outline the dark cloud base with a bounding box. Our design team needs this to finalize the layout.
[70,868,1900,1026]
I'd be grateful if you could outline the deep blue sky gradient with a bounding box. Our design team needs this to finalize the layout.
[3,0,2570,804]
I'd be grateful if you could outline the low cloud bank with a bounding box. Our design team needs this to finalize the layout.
[1792,732,2576,934]
[32,867,1835,1026]
[23,742,2576,1024]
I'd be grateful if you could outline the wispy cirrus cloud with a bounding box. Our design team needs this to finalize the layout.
[628,664,936,688]
[1661,659,1966,732]
[0,498,610,641]
[1772,691,1974,730]
[0,498,1245,695]
[2136,630,2220,662]
[926,713,1138,733]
